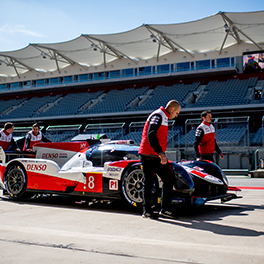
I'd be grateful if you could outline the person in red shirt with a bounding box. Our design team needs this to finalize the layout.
[139,100,181,219]
[23,123,51,152]
[193,110,224,163]
[0,122,21,152]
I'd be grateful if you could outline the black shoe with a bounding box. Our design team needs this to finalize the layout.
[159,210,179,219]
[142,212,159,220]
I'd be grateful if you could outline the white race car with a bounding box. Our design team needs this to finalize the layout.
[0,139,240,207]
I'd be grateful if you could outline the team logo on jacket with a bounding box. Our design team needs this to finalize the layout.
[150,116,160,125]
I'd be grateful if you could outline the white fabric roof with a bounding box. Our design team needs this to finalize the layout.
[0,10,264,78]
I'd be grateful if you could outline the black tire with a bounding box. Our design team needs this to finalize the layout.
[121,163,159,207]
[5,163,28,199]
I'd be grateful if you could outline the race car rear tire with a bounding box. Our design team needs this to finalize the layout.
[5,163,28,199]
[121,163,159,207]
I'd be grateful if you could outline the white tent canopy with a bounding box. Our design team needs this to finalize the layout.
[0,10,264,78]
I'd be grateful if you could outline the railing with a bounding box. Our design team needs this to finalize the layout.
[254,149,264,170]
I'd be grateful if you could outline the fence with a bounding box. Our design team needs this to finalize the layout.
[45,124,82,142]
[254,149,264,170]
[23,116,264,170]
[84,122,125,141]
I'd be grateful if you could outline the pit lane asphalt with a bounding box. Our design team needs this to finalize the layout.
[0,176,263,264]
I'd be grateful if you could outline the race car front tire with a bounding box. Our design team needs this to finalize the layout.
[121,163,159,207]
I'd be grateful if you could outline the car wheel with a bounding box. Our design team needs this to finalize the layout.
[5,163,28,199]
[121,164,158,207]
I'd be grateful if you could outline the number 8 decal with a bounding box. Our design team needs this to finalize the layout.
[88,176,95,189]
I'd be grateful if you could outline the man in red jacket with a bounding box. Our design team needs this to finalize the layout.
[0,122,21,152]
[23,123,51,152]
[139,100,181,219]
[193,110,224,163]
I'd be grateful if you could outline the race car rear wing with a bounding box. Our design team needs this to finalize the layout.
[33,141,89,167]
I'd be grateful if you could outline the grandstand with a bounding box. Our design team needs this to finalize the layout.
[1,95,61,119]
[0,10,264,170]
[85,87,149,114]
[37,91,104,117]
[133,83,200,110]
[191,78,257,107]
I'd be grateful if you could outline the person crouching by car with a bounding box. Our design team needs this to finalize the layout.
[23,123,51,152]
[139,100,181,219]
[193,110,224,163]
[0,122,21,152]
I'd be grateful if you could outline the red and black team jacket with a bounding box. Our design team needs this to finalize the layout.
[23,131,51,151]
[0,129,18,151]
[193,121,221,158]
[139,106,170,157]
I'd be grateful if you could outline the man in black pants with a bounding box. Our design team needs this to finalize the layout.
[139,100,181,219]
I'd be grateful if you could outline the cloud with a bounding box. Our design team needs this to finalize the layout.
[0,23,44,37]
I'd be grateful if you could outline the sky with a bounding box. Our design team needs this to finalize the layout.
[0,0,263,52]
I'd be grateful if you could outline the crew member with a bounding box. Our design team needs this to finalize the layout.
[23,123,51,152]
[0,122,21,151]
[139,100,181,219]
[193,110,224,163]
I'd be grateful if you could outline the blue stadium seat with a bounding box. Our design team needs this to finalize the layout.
[251,127,263,145]
[86,87,148,114]
[133,83,200,111]
[191,78,257,107]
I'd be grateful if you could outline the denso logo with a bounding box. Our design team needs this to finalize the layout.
[107,167,122,172]
[27,164,47,171]
[42,153,59,159]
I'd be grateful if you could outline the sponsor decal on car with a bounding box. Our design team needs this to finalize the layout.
[103,165,124,179]
[109,179,118,190]
[42,153,59,159]
[107,167,122,172]
[59,153,67,158]
[27,164,47,171]
[80,143,87,149]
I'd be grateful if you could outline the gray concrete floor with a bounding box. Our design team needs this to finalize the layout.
[0,177,263,264]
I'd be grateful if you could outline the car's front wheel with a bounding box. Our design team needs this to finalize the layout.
[121,163,158,207]
[5,163,28,199]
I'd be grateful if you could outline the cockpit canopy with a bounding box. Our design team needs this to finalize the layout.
[86,144,140,167]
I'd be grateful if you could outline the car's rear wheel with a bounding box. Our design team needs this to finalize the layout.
[5,163,28,199]
[121,164,158,207]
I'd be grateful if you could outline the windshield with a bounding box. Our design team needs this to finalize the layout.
[86,144,140,167]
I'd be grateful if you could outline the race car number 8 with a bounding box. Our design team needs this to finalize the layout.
[88,176,95,189]
[80,173,102,193]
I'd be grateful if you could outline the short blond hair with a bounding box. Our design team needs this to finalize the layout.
[165,100,180,111]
